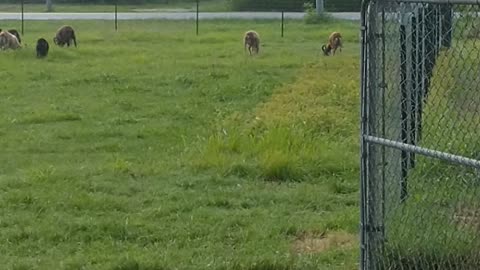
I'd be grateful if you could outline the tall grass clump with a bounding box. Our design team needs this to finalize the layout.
[191,55,360,183]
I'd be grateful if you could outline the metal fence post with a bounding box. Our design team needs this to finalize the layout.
[400,21,409,202]
[115,2,118,31]
[360,2,371,269]
[281,11,285,38]
[424,4,437,100]
[417,7,425,143]
[441,4,452,48]
[21,0,24,36]
[410,14,417,169]
[196,0,199,36]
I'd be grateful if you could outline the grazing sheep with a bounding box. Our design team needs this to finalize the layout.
[0,30,21,50]
[244,30,260,55]
[36,38,49,58]
[0,29,21,44]
[322,32,342,56]
[54,25,77,47]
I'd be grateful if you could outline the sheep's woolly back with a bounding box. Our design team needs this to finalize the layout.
[36,38,49,58]
[245,30,259,38]
[322,31,343,56]
[54,25,77,47]
[244,30,260,55]
[328,32,342,47]
[0,30,20,50]
[244,30,260,44]
[328,31,342,40]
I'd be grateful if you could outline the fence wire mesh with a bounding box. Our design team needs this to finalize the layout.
[0,0,360,12]
[361,0,480,269]
[0,0,313,37]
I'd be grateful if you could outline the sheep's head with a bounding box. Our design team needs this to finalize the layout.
[0,31,7,40]
[321,45,331,56]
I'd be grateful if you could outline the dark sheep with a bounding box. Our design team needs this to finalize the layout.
[244,30,260,55]
[54,25,77,47]
[8,29,21,44]
[36,38,49,58]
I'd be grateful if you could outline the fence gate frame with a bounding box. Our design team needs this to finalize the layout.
[360,0,480,269]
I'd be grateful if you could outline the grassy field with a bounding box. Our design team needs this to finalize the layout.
[0,19,360,270]
[0,0,230,13]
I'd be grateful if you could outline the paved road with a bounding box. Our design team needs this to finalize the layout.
[0,12,360,21]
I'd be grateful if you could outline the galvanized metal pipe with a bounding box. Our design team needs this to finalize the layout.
[359,1,372,269]
[365,135,480,169]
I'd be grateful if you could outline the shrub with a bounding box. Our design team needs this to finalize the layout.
[325,0,361,12]
[229,0,307,12]
[303,2,334,24]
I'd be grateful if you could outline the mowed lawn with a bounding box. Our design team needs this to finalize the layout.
[0,20,360,270]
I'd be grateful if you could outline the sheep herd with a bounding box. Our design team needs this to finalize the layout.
[0,26,342,58]
[244,30,342,57]
[0,25,77,58]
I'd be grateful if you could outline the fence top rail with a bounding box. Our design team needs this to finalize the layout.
[364,136,480,169]
[389,0,480,4]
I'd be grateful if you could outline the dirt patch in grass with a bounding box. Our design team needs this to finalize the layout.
[291,231,357,254]
[454,202,480,230]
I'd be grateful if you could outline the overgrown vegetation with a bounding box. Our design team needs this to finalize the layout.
[229,0,307,12]
[303,2,334,24]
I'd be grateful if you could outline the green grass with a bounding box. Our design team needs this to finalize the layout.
[371,27,480,269]
[0,0,231,13]
[0,19,361,269]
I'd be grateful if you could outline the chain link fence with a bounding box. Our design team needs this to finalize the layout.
[0,0,360,36]
[361,0,480,269]
[0,0,361,12]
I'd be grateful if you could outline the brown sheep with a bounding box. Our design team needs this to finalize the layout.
[322,32,342,56]
[244,30,260,55]
[0,29,21,44]
[0,30,21,50]
[54,25,77,47]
